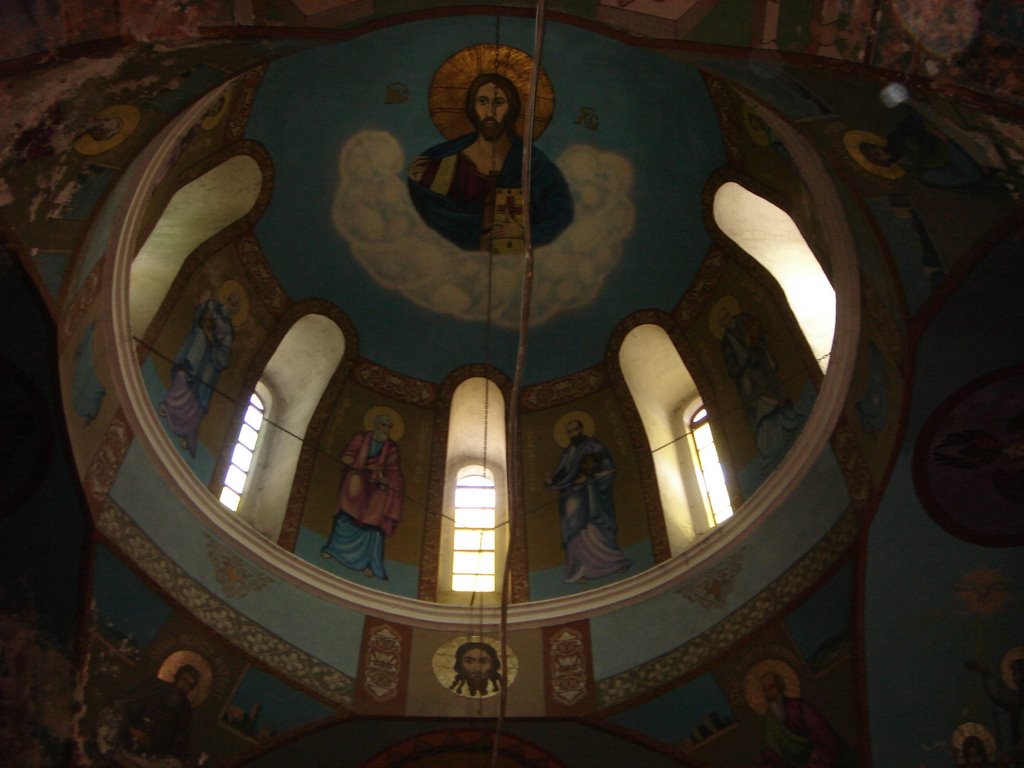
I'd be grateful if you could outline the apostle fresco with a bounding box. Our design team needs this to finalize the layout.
[711,295,804,467]
[545,413,630,584]
[320,408,405,580]
[407,46,573,254]
[743,659,854,768]
[160,282,247,457]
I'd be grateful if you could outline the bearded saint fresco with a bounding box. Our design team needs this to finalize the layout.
[407,46,573,255]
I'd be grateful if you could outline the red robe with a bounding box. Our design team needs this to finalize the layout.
[336,431,403,536]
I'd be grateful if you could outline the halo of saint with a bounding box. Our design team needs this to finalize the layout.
[72,104,141,156]
[709,294,742,340]
[428,44,555,141]
[1001,644,1024,689]
[156,649,213,707]
[553,410,596,448]
[362,405,405,442]
[951,722,997,765]
[742,658,802,715]
[216,279,250,327]
[843,129,907,180]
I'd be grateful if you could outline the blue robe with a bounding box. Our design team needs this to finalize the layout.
[407,133,573,251]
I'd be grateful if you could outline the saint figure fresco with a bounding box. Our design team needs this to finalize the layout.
[160,282,246,457]
[743,659,854,768]
[546,414,630,583]
[321,408,405,580]
[951,723,999,767]
[712,295,804,467]
[407,47,573,254]
[94,651,211,768]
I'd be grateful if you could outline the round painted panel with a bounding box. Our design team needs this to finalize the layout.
[914,365,1024,546]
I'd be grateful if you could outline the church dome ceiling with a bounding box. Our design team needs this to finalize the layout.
[244,18,726,384]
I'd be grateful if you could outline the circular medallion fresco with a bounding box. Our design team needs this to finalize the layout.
[914,365,1024,546]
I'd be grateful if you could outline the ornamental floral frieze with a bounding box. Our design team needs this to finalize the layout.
[95,500,355,707]
[596,508,857,710]
[83,409,133,510]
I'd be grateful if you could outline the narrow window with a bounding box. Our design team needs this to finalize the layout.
[219,392,265,512]
[436,377,508,605]
[689,404,733,524]
[451,467,497,593]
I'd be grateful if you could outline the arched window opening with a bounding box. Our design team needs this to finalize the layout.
[713,181,835,373]
[232,314,345,542]
[437,378,508,605]
[220,388,268,512]
[452,467,497,593]
[620,325,716,555]
[129,154,262,338]
[689,403,733,525]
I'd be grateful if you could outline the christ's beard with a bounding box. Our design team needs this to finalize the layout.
[477,119,505,142]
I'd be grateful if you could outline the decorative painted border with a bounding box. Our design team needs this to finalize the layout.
[595,506,858,709]
[95,500,356,707]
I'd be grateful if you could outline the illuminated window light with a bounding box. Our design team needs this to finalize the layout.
[220,392,265,512]
[452,471,497,593]
[690,406,733,525]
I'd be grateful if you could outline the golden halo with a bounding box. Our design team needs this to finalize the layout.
[428,44,555,141]
[743,659,801,715]
[843,129,906,180]
[431,635,519,699]
[157,649,213,707]
[201,89,232,131]
[951,722,996,763]
[72,104,141,156]
[742,102,772,148]
[553,410,596,448]
[709,294,741,340]
[1000,645,1024,690]
[216,279,250,327]
[363,405,404,442]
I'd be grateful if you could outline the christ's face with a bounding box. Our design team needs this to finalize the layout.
[459,647,493,683]
[473,82,510,141]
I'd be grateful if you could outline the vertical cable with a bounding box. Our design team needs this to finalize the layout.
[492,1,546,764]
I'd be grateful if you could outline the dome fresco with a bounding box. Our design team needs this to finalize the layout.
[246,18,725,384]
[2,2,1024,766]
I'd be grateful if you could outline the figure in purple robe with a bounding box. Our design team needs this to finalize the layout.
[160,298,234,457]
[546,419,630,583]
